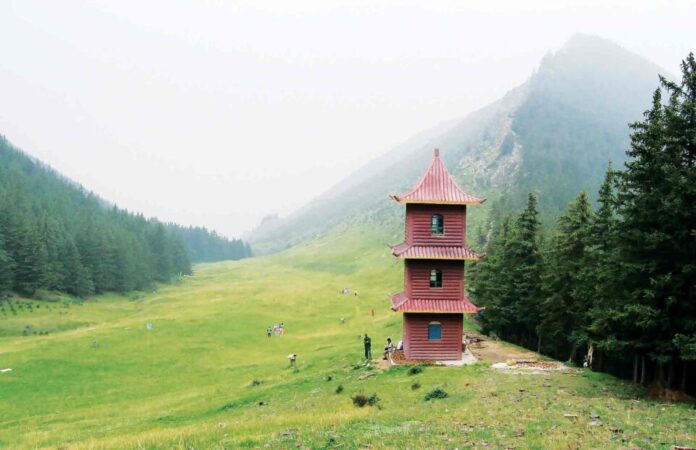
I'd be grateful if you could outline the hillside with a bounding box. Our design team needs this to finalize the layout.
[1,227,694,448]
[0,136,250,297]
[250,35,668,254]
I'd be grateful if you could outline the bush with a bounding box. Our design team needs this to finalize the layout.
[424,388,448,401]
[407,365,423,376]
[249,379,262,387]
[351,393,380,407]
[335,384,344,394]
[411,381,421,390]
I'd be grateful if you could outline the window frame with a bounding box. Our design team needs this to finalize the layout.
[427,321,442,340]
[431,214,444,235]
[429,269,443,288]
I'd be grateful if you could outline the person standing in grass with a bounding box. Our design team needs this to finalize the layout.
[383,337,394,360]
[363,333,372,361]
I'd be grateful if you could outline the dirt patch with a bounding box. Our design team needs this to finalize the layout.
[390,351,436,366]
[465,331,539,364]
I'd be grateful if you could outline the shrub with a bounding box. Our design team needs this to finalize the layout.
[326,375,333,381]
[351,394,369,407]
[249,379,262,387]
[335,384,344,394]
[351,393,380,407]
[407,365,423,376]
[411,381,421,390]
[424,388,448,401]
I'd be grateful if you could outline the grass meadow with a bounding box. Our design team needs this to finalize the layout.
[1,226,694,449]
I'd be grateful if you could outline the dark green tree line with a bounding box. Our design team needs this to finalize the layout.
[0,136,251,298]
[470,52,696,394]
[168,224,252,263]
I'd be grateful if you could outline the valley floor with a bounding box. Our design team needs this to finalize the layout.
[1,227,694,449]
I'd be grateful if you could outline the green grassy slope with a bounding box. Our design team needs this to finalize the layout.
[1,225,694,449]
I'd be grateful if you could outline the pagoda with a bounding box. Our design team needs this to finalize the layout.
[389,149,484,360]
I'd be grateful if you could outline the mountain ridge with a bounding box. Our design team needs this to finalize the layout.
[249,34,670,254]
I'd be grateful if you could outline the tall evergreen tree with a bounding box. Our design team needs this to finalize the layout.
[0,233,14,294]
[539,191,593,361]
[614,53,696,387]
[505,193,544,347]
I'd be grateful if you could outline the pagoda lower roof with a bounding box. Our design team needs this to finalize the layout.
[390,291,481,313]
[390,242,481,260]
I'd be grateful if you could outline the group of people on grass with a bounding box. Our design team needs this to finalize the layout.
[267,323,285,337]
[363,333,402,362]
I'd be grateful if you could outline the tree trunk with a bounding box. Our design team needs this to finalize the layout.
[537,334,542,354]
[568,344,577,364]
[667,361,675,389]
[658,363,665,388]
[597,352,604,372]
[633,354,639,384]
[640,354,646,386]
[680,362,687,392]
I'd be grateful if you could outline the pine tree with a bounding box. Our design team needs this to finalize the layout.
[614,53,696,388]
[469,216,514,338]
[505,193,544,347]
[539,192,593,361]
[0,233,14,294]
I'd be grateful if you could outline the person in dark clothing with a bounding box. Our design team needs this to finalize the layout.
[363,334,372,361]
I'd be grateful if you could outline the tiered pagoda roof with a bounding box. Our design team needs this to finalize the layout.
[391,149,485,205]
[390,291,482,314]
[390,242,481,260]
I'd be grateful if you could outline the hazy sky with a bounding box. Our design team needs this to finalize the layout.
[1,1,694,237]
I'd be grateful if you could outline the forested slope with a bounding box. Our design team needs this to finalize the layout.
[169,224,251,263]
[470,53,696,394]
[0,136,249,297]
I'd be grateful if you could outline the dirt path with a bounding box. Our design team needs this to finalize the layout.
[465,331,539,364]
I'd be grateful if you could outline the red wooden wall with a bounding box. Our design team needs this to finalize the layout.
[405,204,467,246]
[405,259,464,299]
[403,313,463,360]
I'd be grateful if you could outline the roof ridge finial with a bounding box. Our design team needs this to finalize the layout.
[434,148,440,157]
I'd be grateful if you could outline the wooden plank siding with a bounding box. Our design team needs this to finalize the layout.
[405,204,467,246]
[403,313,463,360]
[405,259,464,300]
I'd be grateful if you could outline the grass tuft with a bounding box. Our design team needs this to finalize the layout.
[424,388,448,401]
[407,365,423,376]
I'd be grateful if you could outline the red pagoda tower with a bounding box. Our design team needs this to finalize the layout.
[389,149,484,360]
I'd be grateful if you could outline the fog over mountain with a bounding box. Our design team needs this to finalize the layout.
[250,35,669,254]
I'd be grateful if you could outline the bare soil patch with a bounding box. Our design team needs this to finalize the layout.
[465,331,539,364]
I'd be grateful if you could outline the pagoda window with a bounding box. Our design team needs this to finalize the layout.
[427,322,442,340]
[431,214,444,235]
[429,269,442,288]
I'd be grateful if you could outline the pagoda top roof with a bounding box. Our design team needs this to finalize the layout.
[390,242,481,260]
[390,291,481,314]
[391,149,485,205]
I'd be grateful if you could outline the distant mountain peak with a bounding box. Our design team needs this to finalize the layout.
[250,36,667,255]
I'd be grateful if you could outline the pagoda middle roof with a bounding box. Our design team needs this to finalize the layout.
[392,149,485,205]
[390,242,481,260]
[390,291,481,313]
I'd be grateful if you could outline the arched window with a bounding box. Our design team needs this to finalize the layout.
[428,322,442,340]
[431,214,444,235]
[429,269,442,288]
